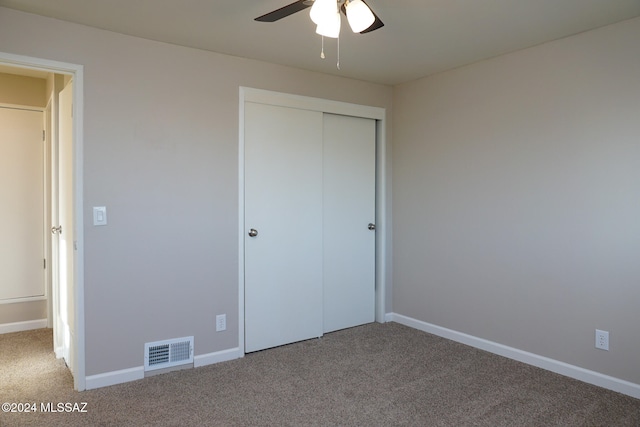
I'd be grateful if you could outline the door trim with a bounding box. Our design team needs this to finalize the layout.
[0,51,85,391]
[238,87,388,355]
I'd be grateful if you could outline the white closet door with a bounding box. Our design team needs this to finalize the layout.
[323,113,376,333]
[57,81,75,373]
[244,102,324,353]
[0,107,44,301]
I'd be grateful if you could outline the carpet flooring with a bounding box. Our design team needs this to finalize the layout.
[1,323,639,426]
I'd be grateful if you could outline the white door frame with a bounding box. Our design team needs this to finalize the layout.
[0,51,85,391]
[238,87,387,355]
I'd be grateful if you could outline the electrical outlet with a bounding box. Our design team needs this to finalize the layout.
[595,329,609,351]
[216,314,226,332]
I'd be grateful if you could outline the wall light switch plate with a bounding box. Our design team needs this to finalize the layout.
[93,206,107,226]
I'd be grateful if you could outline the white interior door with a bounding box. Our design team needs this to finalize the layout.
[0,107,45,301]
[322,113,376,333]
[244,102,324,353]
[56,81,75,373]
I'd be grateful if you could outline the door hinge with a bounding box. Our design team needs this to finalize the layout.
[44,258,46,269]
[42,130,45,141]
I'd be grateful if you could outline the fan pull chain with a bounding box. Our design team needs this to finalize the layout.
[336,36,340,70]
[320,36,325,59]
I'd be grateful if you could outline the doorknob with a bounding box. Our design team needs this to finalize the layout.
[51,225,62,235]
[368,223,376,231]
[248,228,258,237]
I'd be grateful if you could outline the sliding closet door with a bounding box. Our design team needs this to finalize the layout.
[244,102,324,353]
[323,113,376,333]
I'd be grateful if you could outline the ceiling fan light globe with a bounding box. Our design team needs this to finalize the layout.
[315,11,341,38]
[345,0,375,33]
[310,0,338,25]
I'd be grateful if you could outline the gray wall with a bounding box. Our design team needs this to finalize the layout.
[0,7,393,376]
[0,72,46,107]
[393,17,640,384]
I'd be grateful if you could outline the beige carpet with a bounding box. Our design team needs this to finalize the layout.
[1,323,639,426]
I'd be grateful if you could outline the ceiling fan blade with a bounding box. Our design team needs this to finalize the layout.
[255,0,312,22]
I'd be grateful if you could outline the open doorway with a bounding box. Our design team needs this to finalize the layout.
[0,52,85,391]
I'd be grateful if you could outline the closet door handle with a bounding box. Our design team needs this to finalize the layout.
[368,223,376,231]
[248,228,258,237]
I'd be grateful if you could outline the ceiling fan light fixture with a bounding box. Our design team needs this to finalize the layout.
[345,0,375,33]
[310,0,338,25]
[315,10,341,38]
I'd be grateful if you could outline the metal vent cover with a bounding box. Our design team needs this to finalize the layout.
[144,336,194,371]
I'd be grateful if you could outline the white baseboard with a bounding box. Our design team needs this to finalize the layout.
[194,347,242,368]
[85,366,144,390]
[388,313,640,400]
[84,347,243,390]
[0,319,47,334]
[54,346,64,359]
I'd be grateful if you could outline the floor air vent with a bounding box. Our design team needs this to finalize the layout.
[144,336,194,372]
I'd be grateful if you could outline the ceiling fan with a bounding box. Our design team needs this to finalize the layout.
[255,0,384,36]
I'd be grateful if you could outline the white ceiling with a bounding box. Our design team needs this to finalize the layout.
[1,0,639,85]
